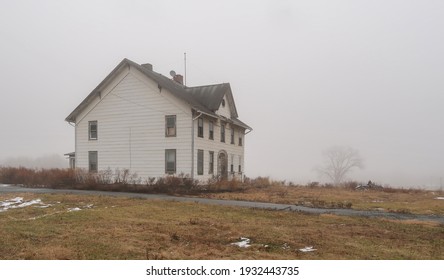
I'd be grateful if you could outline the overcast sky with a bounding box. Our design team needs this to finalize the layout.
[1,0,443,188]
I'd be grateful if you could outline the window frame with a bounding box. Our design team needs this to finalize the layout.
[89,121,98,140]
[230,127,235,144]
[165,115,177,137]
[197,149,204,175]
[209,151,214,174]
[197,118,204,138]
[209,121,214,140]
[165,149,176,174]
[220,123,225,143]
[88,151,98,173]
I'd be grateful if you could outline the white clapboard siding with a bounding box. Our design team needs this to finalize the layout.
[75,66,193,179]
[215,95,231,118]
[193,116,245,181]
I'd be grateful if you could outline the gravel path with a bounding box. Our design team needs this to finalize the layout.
[1,184,443,224]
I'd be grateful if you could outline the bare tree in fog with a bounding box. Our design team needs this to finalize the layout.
[316,146,364,185]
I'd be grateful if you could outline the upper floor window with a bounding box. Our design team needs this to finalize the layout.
[209,121,214,140]
[165,115,176,137]
[198,118,203,138]
[220,123,225,143]
[239,134,243,146]
[89,121,98,140]
[230,127,235,144]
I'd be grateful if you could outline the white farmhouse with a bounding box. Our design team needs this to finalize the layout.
[65,58,252,181]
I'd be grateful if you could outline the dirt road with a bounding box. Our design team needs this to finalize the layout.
[1,184,443,224]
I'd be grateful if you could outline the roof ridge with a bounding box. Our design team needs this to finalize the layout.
[187,83,229,89]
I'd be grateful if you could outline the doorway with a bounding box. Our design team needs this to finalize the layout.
[217,150,228,179]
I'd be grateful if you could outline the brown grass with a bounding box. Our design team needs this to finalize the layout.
[1,167,443,215]
[0,193,443,260]
[199,183,444,216]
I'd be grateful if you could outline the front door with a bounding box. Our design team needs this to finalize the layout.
[217,151,228,179]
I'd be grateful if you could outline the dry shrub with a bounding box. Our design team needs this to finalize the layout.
[244,176,271,188]
[382,186,426,194]
[205,177,245,192]
[153,173,199,194]
[0,167,76,188]
[342,181,359,190]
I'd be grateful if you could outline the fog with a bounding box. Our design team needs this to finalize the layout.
[1,0,443,188]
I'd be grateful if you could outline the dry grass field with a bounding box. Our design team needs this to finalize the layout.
[198,184,444,216]
[0,193,443,260]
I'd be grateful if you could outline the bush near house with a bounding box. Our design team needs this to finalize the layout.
[0,166,246,194]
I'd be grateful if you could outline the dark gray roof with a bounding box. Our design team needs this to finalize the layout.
[66,58,251,130]
[187,83,229,111]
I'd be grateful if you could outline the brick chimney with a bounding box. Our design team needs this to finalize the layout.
[173,74,184,85]
[141,63,153,71]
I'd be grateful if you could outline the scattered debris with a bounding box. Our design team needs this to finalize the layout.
[299,246,317,252]
[435,197,444,200]
[356,181,383,190]
[231,237,251,248]
[282,243,290,250]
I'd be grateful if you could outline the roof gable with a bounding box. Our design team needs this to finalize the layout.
[65,58,249,129]
[186,83,238,118]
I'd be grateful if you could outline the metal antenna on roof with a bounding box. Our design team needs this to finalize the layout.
[184,52,187,86]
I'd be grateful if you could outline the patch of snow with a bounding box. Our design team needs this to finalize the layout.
[372,200,384,203]
[19,199,43,208]
[435,197,444,200]
[231,237,251,248]
[1,197,23,208]
[299,246,317,252]
[36,205,52,208]
[68,204,94,212]
[0,197,51,212]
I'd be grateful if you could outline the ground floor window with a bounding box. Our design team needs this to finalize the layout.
[209,151,214,174]
[88,151,98,172]
[165,149,176,174]
[197,149,204,175]
[238,155,242,173]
